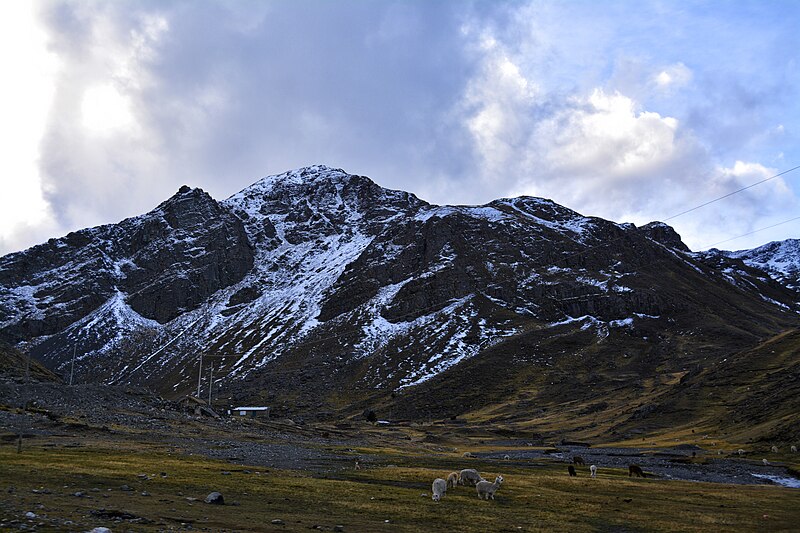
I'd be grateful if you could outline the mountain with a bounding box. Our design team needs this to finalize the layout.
[0,166,798,440]
[723,239,800,291]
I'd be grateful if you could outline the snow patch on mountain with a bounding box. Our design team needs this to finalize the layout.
[726,239,800,289]
[79,290,160,334]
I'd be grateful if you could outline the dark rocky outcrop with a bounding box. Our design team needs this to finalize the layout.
[121,187,254,323]
[640,221,690,252]
[0,186,253,341]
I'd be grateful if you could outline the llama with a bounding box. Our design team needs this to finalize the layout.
[628,465,645,478]
[458,469,484,486]
[568,465,577,477]
[771,446,779,453]
[791,445,797,453]
[476,476,504,500]
[762,458,770,466]
[590,465,597,478]
[432,478,447,501]
[446,472,458,489]
[573,456,585,466]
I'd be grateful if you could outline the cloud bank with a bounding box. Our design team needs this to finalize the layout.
[0,0,798,255]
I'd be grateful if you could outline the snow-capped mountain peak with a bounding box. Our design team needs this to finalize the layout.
[0,166,797,418]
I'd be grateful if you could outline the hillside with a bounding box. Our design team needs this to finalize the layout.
[0,165,797,441]
[0,340,60,383]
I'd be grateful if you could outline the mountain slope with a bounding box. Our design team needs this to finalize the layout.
[0,340,60,383]
[0,165,797,440]
[724,239,800,291]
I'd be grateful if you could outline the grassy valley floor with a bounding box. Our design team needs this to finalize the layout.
[2,435,799,532]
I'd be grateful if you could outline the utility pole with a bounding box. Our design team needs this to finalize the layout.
[17,344,31,453]
[196,353,203,398]
[69,343,76,386]
[193,353,240,407]
[207,360,214,406]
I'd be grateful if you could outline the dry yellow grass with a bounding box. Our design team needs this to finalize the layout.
[2,440,798,532]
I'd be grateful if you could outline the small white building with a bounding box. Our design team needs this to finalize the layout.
[229,406,270,419]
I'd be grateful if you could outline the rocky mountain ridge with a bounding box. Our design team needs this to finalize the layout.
[0,165,797,437]
[723,239,800,291]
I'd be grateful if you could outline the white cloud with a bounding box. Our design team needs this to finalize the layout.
[654,62,692,90]
[32,5,178,242]
[463,49,539,178]
[81,84,136,134]
[671,161,797,250]
[1,1,796,256]
[0,2,59,254]
[538,89,679,179]
[457,20,798,251]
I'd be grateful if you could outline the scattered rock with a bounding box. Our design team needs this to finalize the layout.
[204,492,224,505]
[334,526,345,532]
[73,491,85,497]
[90,509,139,521]
[119,485,133,492]
[271,518,285,525]
[221,471,231,475]
[140,491,150,497]
[88,528,112,533]
[24,512,36,519]
[137,474,149,480]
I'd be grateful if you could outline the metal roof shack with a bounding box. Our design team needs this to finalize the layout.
[229,406,270,419]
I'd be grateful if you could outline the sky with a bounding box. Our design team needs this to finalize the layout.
[0,0,798,255]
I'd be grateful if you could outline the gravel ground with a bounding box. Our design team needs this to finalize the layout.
[179,437,364,472]
[2,381,798,486]
[478,447,800,487]
[0,381,368,472]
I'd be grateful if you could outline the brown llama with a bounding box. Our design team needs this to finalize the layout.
[628,465,645,478]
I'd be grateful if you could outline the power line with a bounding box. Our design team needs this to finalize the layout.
[543,163,800,264]
[663,164,800,222]
[698,215,800,250]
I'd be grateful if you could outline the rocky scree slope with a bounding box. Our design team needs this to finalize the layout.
[0,166,797,433]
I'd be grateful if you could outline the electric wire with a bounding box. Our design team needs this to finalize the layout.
[699,215,800,250]
[662,164,800,222]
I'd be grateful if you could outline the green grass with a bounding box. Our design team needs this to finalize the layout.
[2,441,799,532]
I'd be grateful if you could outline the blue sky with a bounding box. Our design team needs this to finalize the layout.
[0,0,798,254]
